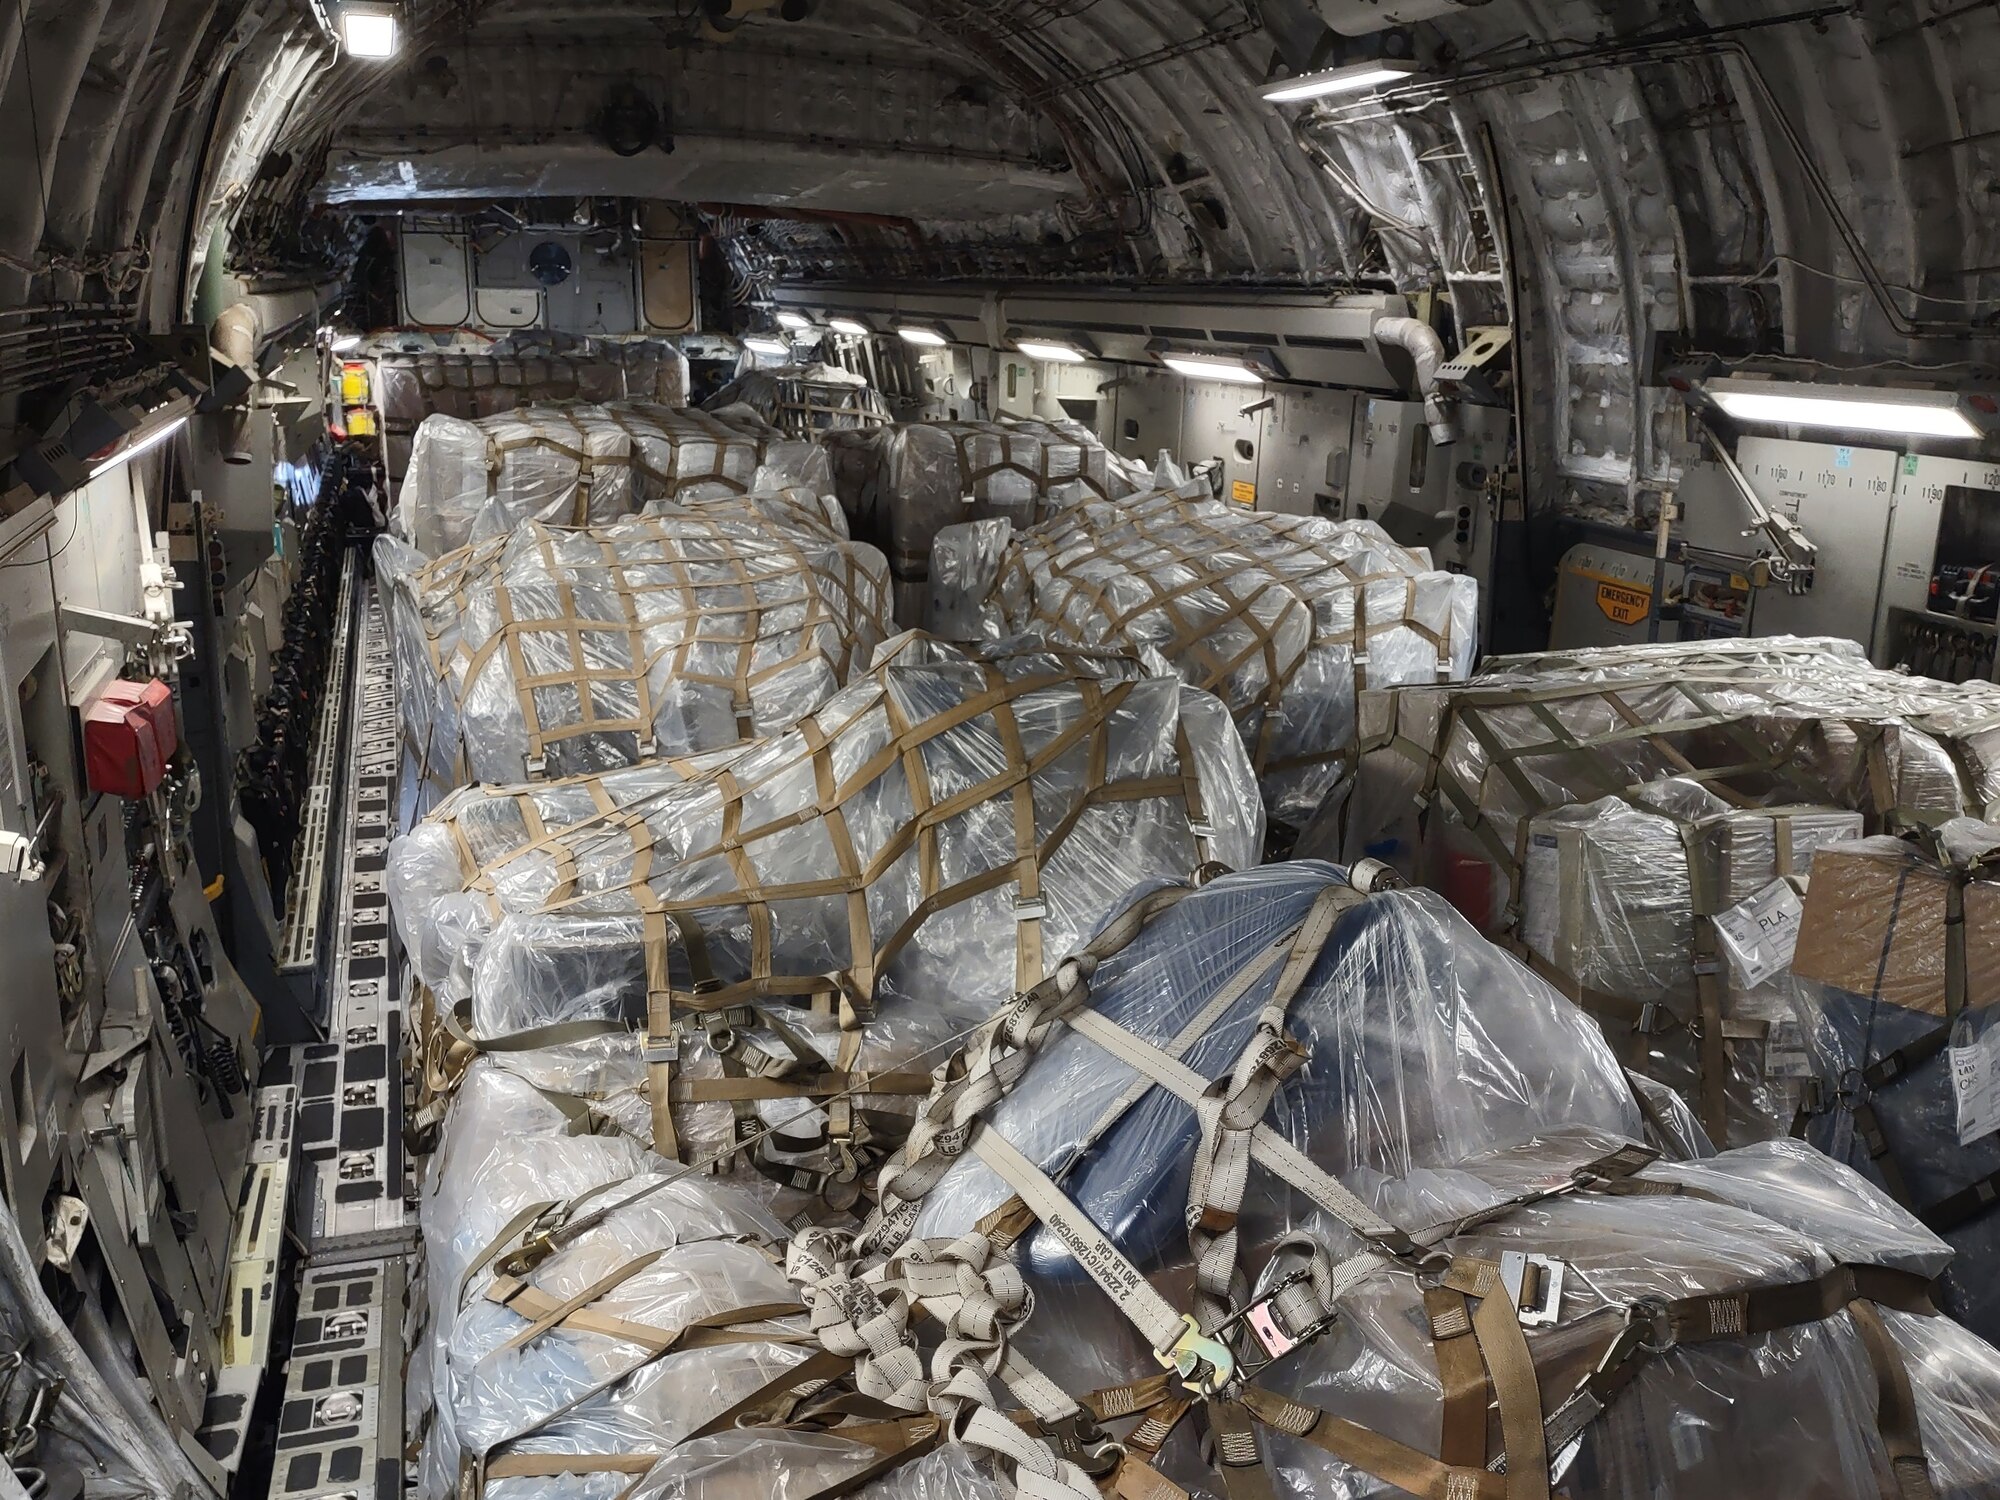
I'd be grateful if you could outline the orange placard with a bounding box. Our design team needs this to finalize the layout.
[1595,580,1650,625]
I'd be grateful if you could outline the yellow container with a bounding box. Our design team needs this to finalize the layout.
[344,407,379,437]
[339,363,370,404]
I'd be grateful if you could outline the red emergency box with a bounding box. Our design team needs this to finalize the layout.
[84,679,178,799]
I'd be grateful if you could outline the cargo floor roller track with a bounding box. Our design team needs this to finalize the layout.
[264,574,416,1500]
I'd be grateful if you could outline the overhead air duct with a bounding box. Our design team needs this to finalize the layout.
[210,303,263,465]
[1373,315,1459,447]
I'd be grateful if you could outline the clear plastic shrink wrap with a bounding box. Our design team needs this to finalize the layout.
[805,863,2000,1500]
[1515,778,1861,1146]
[414,1061,1001,1500]
[373,341,691,491]
[929,487,1479,828]
[825,419,1123,625]
[376,498,891,792]
[396,401,787,558]
[1788,821,2000,1345]
[702,363,891,437]
[390,636,1263,1208]
[1324,636,2000,1146]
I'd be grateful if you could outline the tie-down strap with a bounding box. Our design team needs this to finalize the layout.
[1234,1259,1940,1500]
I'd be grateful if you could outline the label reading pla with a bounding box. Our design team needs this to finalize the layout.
[1711,878,1804,989]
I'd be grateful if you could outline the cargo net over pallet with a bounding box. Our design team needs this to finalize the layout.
[931,487,1479,831]
[826,417,1146,626]
[408,863,2000,1500]
[395,401,827,559]
[705,364,891,438]
[1786,822,2000,1343]
[387,637,1264,1218]
[377,496,892,799]
[1333,635,2000,1149]
[370,342,692,496]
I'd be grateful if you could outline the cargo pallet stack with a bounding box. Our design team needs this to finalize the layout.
[375,403,2000,1500]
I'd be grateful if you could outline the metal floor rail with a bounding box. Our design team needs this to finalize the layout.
[265,575,416,1500]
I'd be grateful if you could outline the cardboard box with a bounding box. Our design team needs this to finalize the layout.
[1791,836,2000,1016]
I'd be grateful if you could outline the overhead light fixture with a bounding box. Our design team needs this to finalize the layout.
[330,332,364,354]
[776,311,812,331]
[89,415,190,479]
[1161,351,1267,386]
[334,1,401,58]
[743,335,791,357]
[1014,338,1089,364]
[1701,377,1982,440]
[1261,59,1425,105]
[897,325,950,348]
[828,317,872,337]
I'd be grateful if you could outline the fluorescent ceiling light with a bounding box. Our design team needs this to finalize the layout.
[90,415,189,478]
[1261,60,1424,104]
[1163,352,1265,386]
[743,335,791,357]
[898,325,949,347]
[336,4,400,57]
[776,311,812,331]
[1016,339,1087,364]
[829,317,871,337]
[331,333,364,353]
[1705,379,1980,440]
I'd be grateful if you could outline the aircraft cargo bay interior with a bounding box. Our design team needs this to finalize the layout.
[0,3,1999,1498]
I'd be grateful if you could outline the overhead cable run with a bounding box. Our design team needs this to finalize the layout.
[1028,11,1263,101]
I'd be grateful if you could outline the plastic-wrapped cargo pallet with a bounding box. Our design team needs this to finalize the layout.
[1787,820,2000,1344]
[1514,779,1861,1147]
[781,865,2000,1500]
[930,486,1479,832]
[415,1059,1010,1500]
[703,362,890,437]
[376,494,891,797]
[373,339,691,492]
[396,400,811,559]
[388,635,1263,1211]
[1323,636,2000,1148]
[825,418,1131,626]
[406,859,2000,1500]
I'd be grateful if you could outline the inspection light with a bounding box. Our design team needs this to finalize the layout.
[897,325,950,348]
[89,416,189,479]
[776,311,812,331]
[1015,339,1088,364]
[1261,60,1425,104]
[335,2,401,58]
[828,317,872,337]
[743,335,791,357]
[1702,378,1981,441]
[1161,352,1266,386]
[330,333,363,353]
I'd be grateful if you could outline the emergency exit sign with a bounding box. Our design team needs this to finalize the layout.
[1596,580,1650,625]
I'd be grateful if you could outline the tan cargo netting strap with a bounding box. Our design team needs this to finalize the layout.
[767,377,891,439]
[431,651,1223,1172]
[951,423,1115,510]
[1419,674,1889,918]
[999,494,1457,781]
[478,404,771,524]
[791,871,1951,1500]
[1413,673,1892,1142]
[415,512,872,776]
[608,667,1169,1021]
